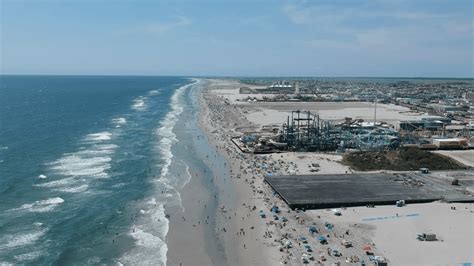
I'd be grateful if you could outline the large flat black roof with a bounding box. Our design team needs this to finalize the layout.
[265,173,441,209]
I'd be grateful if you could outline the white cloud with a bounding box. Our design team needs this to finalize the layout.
[284,1,472,56]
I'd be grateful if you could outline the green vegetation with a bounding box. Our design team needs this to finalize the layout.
[343,147,467,171]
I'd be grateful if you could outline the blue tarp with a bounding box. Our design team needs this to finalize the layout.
[325,222,334,229]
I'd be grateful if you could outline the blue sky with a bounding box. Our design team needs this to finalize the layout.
[1,0,473,77]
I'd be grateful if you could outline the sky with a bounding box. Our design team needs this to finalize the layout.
[1,0,473,77]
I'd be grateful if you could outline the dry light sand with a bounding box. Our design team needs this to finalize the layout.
[309,202,474,265]
[210,85,438,127]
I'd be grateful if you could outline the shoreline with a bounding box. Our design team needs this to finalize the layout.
[196,79,279,265]
[165,79,238,265]
[166,79,278,265]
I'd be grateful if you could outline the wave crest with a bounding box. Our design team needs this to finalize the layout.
[131,97,146,111]
[0,228,48,250]
[156,80,199,180]
[13,197,64,213]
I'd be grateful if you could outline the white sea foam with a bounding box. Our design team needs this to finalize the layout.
[118,203,168,266]
[54,155,112,166]
[112,117,127,125]
[148,90,160,96]
[111,182,126,188]
[119,80,198,266]
[54,184,89,193]
[119,228,167,266]
[131,228,165,248]
[76,148,114,156]
[87,257,102,264]
[131,97,146,111]
[51,155,112,176]
[100,143,119,150]
[13,197,64,213]
[41,140,117,194]
[154,80,199,212]
[143,203,169,239]
[35,177,77,188]
[13,251,44,262]
[0,228,48,250]
[147,197,157,205]
[40,111,118,196]
[50,143,117,178]
[156,80,198,180]
[184,164,192,187]
[88,144,119,153]
[84,132,112,142]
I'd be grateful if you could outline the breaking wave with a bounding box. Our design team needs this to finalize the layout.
[0,228,48,250]
[13,197,64,213]
[131,97,146,111]
[118,203,168,266]
[112,117,127,125]
[148,90,160,96]
[54,184,89,193]
[39,134,119,193]
[156,80,198,180]
[119,79,198,266]
[13,251,44,262]
[83,132,112,142]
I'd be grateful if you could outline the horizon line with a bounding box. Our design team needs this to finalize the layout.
[1,74,473,80]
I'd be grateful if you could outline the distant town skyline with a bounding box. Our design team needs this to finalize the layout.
[1,0,473,77]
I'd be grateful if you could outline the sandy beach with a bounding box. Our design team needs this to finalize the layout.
[166,79,280,266]
[308,202,474,265]
[167,78,474,266]
[197,79,280,265]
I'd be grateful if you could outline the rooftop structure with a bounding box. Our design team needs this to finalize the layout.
[265,173,474,210]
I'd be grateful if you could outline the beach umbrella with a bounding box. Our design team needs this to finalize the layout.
[272,206,280,213]
[325,223,333,229]
[363,244,372,251]
[298,236,307,241]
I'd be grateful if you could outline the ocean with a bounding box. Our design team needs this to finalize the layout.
[0,76,198,265]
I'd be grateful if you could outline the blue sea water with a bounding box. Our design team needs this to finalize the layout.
[0,75,196,265]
